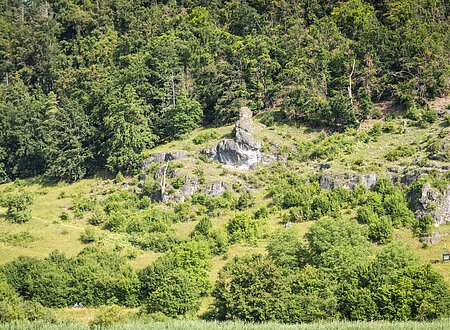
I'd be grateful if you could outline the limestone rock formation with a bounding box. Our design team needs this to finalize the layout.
[319,172,378,190]
[141,151,188,170]
[204,182,227,196]
[203,107,262,169]
[416,183,450,226]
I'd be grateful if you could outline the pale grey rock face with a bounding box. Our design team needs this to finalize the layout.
[319,171,450,227]
[204,107,262,169]
[361,174,378,190]
[204,182,227,196]
[319,173,378,190]
[142,151,188,170]
[181,176,198,198]
[417,183,450,226]
[235,107,261,149]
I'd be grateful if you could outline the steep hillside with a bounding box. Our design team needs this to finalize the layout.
[1,99,449,323]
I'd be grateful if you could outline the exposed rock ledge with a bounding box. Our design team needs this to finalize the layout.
[416,183,450,227]
[202,107,262,170]
[319,171,450,226]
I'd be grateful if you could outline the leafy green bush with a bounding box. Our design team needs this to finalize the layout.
[89,305,126,328]
[0,280,55,323]
[191,192,238,215]
[356,206,378,224]
[139,241,211,317]
[285,206,312,223]
[79,228,97,244]
[129,232,184,253]
[369,122,382,139]
[192,217,212,237]
[384,145,416,161]
[3,193,33,223]
[267,230,304,269]
[254,207,269,220]
[368,215,393,244]
[311,190,346,219]
[211,254,288,322]
[352,184,370,206]
[382,121,404,134]
[115,172,125,183]
[237,191,255,210]
[226,213,263,244]
[144,269,206,317]
[373,178,397,196]
[421,109,438,124]
[71,196,96,219]
[192,131,219,145]
[2,249,140,308]
[382,191,414,225]
[414,214,434,236]
[59,211,70,221]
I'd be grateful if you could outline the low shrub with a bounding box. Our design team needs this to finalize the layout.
[0,231,35,247]
[384,145,415,161]
[89,305,127,328]
[192,131,219,145]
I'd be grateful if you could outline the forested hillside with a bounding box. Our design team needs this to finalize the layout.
[1,0,449,182]
[1,1,450,328]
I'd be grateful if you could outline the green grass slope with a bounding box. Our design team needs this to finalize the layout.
[0,100,449,323]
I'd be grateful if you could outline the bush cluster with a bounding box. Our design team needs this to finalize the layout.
[1,249,140,308]
[212,217,450,322]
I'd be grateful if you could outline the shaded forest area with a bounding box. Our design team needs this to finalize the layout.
[1,0,449,181]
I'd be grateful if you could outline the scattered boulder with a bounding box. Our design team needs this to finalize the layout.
[388,167,399,173]
[203,107,262,169]
[361,174,378,189]
[319,163,332,171]
[204,182,228,196]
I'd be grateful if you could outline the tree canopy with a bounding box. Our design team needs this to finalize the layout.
[0,0,449,181]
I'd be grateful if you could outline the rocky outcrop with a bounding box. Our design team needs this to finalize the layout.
[234,107,261,150]
[204,182,227,196]
[319,173,378,190]
[420,232,449,245]
[416,183,450,226]
[203,107,262,169]
[428,131,450,162]
[320,170,450,227]
[139,151,194,203]
[142,151,188,170]
[139,149,235,202]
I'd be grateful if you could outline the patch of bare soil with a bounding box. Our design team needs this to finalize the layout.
[430,95,450,112]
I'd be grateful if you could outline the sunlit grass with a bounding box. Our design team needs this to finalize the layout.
[2,319,450,330]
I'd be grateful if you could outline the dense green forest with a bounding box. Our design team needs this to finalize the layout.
[1,0,449,182]
[1,0,450,328]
